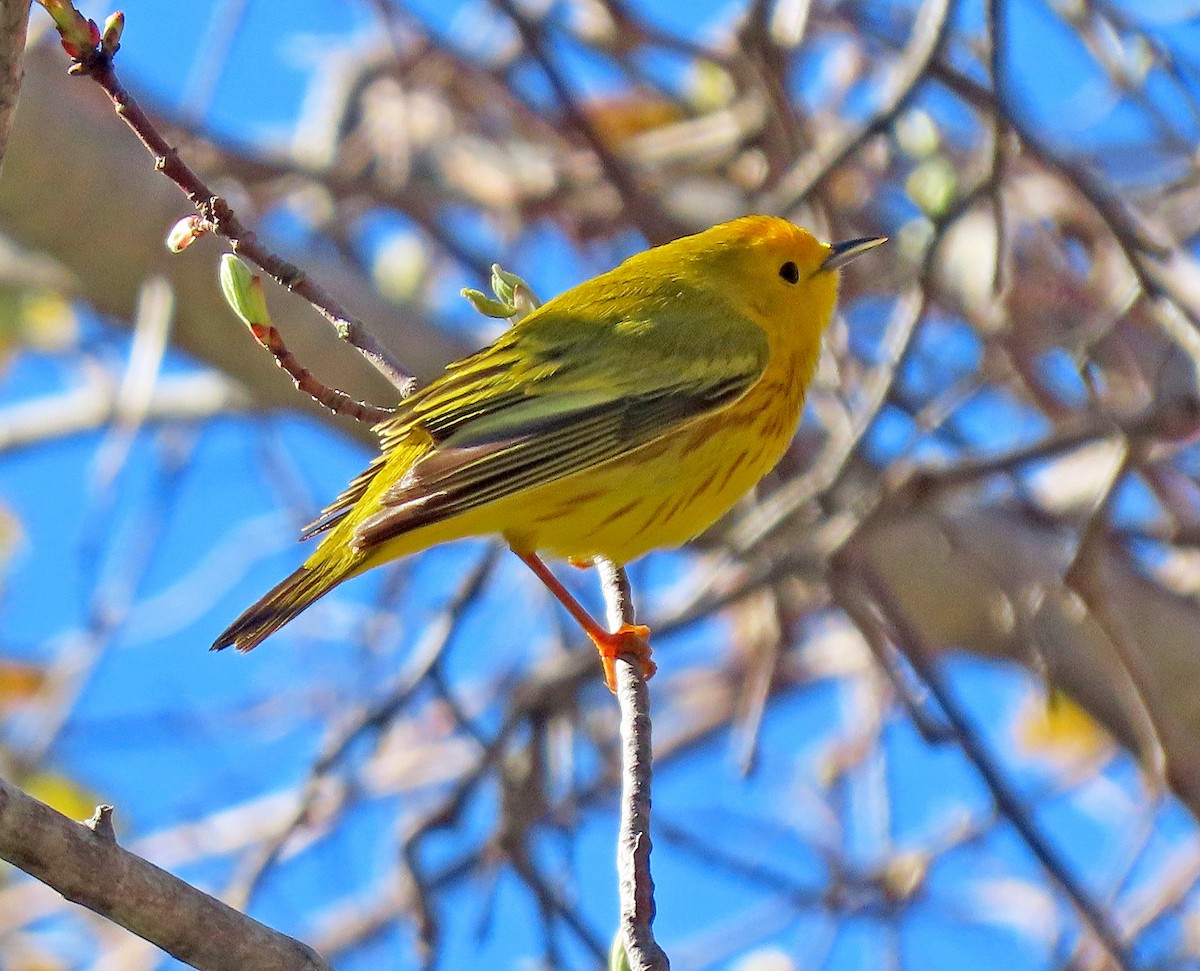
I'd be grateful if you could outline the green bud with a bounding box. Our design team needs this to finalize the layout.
[490,263,541,322]
[101,10,124,56]
[219,253,270,326]
[460,287,518,319]
[906,156,957,218]
[490,263,522,305]
[463,264,542,324]
[894,109,940,160]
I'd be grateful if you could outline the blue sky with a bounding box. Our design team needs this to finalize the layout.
[5,0,1200,969]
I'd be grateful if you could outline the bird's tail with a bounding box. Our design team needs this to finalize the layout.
[211,560,342,653]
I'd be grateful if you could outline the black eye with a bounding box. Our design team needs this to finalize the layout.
[779,261,799,284]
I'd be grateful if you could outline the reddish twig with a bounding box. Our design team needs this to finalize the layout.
[64,45,414,395]
[244,320,393,424]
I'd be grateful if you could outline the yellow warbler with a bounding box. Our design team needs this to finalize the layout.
[213,216,885,688]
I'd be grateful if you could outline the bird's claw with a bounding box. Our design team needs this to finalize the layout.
[591,623,655,693]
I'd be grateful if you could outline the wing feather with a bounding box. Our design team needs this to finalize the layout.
[306,272,770,550]
[351,372,754,549]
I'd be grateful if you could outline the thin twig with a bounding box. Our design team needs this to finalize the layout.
[226,544,501,910]
[985,0,1010,297]
[66,47,414,394]
[835,576,954,745]
[243,318,394,424]
[1060,446,1167,779]
[598,559,670,971]
[491,0,683,246]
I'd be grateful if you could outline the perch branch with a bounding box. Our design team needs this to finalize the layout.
[598,559,670,971]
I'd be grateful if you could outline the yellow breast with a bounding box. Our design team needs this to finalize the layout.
[498,328,815,565]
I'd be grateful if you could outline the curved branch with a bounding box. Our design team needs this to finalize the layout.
[759,0,955,214]
[77,53,413,394]
[831,559,1135,970]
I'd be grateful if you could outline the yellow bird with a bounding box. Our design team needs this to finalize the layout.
[213,216,885,689]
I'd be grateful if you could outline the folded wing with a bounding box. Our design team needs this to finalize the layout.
[302,287,770,552]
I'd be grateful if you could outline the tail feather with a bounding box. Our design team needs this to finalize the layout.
[214,429,432,653]
[211,562,336,653]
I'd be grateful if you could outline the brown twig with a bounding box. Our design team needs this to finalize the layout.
[888,30,1200,374]
[835,576,953,745]
[0,779,333,971]
[243,319,394,424]
[226,544,502,911]
[1060,448,1164,756]
[65,46,414,395]
[598,559,670,971]
[985,0,1011,298]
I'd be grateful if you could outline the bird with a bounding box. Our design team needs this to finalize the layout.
[212,215,885,690]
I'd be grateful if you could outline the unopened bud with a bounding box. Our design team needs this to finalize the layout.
[101,11,124,56]
[608,935,632,971]
[487,263,541,322]
[219,253,270,327]
[49,1,100,60]
[510,282,539,318]
[166,214,207,253]
[490,263,522,305]
[460,287,517,319]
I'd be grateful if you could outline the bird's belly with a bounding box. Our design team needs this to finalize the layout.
[500,403,796,564]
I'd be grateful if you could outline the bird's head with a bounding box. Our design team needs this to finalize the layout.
[685,215,886,344]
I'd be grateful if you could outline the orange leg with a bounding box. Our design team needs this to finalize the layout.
[513,550,656,692]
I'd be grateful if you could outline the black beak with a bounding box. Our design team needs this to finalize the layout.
[821,236,888,273]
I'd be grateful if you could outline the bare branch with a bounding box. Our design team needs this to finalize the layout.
[63,45,414,394]
[831,558,1135,970]
[0,778,333,971]
[760,0,955,214]
[0,372,247,455]
[491,0,684,246]
[599,560,669,971]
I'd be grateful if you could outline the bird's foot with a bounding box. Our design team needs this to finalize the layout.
[590,623,656,693]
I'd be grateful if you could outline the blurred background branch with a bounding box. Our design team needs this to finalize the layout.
[3,0,1200,969]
